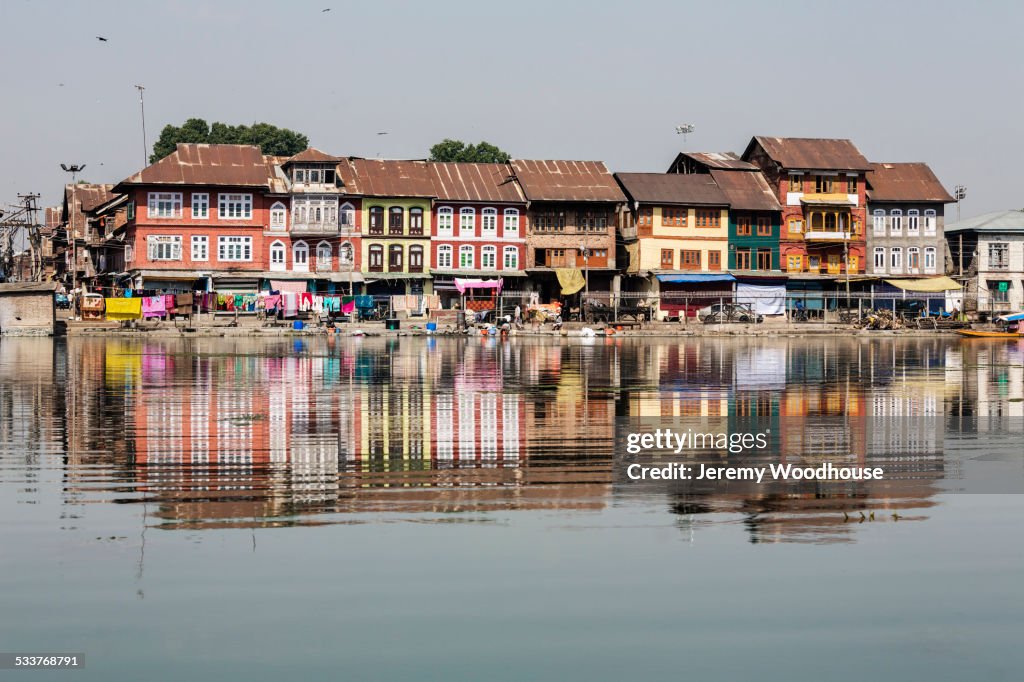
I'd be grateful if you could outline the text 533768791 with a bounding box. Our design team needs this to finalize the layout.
[0,654,84,669]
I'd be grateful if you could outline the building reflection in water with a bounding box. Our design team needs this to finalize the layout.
[21,335,1022,540]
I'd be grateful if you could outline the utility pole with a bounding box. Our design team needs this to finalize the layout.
[135,85,148,166]
[61,163,86,298]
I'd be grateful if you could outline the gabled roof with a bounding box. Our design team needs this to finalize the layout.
[674,151,758,171]
[945,210,1024,234]
[429,162,525,204]
[615,173,727,206]
[336,158,435,198]
[743,136,872,171]
[709,169,782,212]
[115,144,274,189]
[866,162,954,203]
[510,160,625,203]
[284,147,341,164]
[62,183,117,231]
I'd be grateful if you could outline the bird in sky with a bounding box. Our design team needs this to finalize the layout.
[377,132,389,135]
[96,36,108,42]
[322,7,330,11]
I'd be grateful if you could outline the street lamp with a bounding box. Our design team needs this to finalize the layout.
[675,123,695,146]
[953,184,967,222]
[61,163,86,297]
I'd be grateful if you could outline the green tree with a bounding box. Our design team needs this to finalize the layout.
[149,119,310,163]
[429,138,511,163]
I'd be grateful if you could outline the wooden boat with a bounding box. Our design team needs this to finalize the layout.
[957,329,1023,338]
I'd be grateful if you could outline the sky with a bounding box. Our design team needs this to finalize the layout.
[1,0,1021,218]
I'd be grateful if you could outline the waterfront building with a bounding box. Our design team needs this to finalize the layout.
[58,183,126,292]
[510,160,626,302]
[427,162,528,307]
[946,209,1024,317]
[335,158,434,299]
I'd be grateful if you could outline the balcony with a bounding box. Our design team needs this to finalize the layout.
[290,221,340,235]
[804,230,850,241]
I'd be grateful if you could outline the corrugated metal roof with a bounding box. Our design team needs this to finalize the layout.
[63,183,117,232]
[264,155,291,194]
[945,209,1024,233]
[745,136,872,171]
[429,162,525,203]
[336,158,436,198]
[866,162,954,202]
[116,144,274,188]
[510,160,625,203]
[285,147,341,164]
[615,173,727,206]
[709,169,782,212]
[680,152,757,170]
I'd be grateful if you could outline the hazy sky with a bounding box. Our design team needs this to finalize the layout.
[2,0,1020,218]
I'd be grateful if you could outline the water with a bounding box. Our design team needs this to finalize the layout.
[1,335,1022,680]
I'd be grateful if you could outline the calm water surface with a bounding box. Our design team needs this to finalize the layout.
[1,335,1022,681]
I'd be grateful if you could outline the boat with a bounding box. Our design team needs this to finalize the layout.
[957,329,1023,338]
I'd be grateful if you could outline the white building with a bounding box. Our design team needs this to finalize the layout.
[946,210,1024,317]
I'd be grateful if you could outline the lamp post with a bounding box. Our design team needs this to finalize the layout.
[61,163,86,297]
[953,185,967,223]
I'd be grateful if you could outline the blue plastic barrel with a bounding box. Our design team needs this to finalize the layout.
[292,320,304,330]
[426,322,437,332]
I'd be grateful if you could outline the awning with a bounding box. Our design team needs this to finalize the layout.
[884,276,961,292]
[455,278,503,295]
[997,312,1024,322]
[656,273,736,284]
[556,268,585,295]
[270,280,308,294]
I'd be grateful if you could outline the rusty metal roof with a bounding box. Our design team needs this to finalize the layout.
[744,136,872,171]
[708,169,782,212]
[336,158,436,198]
[429,162,525,203]
[62,183,118,231]
[116,144,274,188]
[866,162,954,203]
[263,155,291,194]
[510,160,625,203]
[615,173,727,206]
[679,152,757,171]
[284,147,341,164]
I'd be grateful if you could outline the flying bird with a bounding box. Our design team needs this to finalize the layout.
[96,36,108,42]
[322,7,330,11]
[377,132,389,135]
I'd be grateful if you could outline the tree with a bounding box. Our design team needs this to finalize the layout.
[429,138,511,163]
[149,118,310,163]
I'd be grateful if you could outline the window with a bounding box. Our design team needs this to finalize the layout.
[293,169,306,184]
[459,245,474,269]
[218,193,252,220]
[368,244,384,271]
[504,208,519,235]
[579,212,608,232]
[695,210,720,227]
[388,244,403,270]
[191,235,208,261]
[756,217,771,236]
[990,281,1011,305]
[808,255,820,270]
[737,217,751,236]
[409,207,424,235]
[757,250,772,270]
[924,209,937,235]
[708,251,721,270]
[308,168,320,184]
[535,212,564,232]
[907,247,920,271]
[503,246,518,270]
[437,207,454,235]
[481,208,497,234]
[637,207,652,227]
[317,242,332,270]
[292,241,309,270]
[924,247,936,273]
[787,254,803,271]
[148,192,182,219]
[681,250,701,269]
[890,209,902,236]
[890,247,902,272]
[437,245,453,269]
[191,193,209,219]
[810,212,824,230]
[907,209,920,235]
[147,235,182,260]
[127,202,135,221]
[824,213,838,231]
[339,241,354,266]
[788,218,803,234]
[661,249,674,268]
[735,248,752,270]
[989,243,1009,270]
[270,240,286,270]
[874,247,886,273]
[409,245,424,272]
[544,248,567,266]
[389,207,404,234]
[481,245,496,269]
[846,175,857,194]
[368,207,384,235]
[217,236,252,262]
[459,207,475,236]
[814,175,834,193]
[789,174,803,193]
[340,203,356,229]
[269,201,287,230]
[663,207,686,227]
[873,209,885,235]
